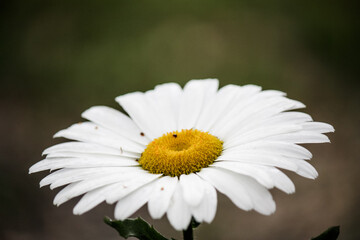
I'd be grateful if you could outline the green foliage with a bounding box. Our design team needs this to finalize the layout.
[191,218,200,229]
[311,226,340,240]
[104,217,175,240]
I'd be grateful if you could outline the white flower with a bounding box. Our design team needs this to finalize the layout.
[29,79,334,231]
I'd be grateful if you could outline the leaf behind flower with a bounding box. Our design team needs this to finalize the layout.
[104,217,174,240]
[311,226,340,240]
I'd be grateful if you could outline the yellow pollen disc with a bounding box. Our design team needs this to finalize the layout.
[139,129,223,177]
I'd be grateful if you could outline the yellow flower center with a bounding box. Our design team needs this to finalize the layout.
[139,129,223,177]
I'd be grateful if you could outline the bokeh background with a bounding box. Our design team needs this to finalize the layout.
[1,0,359,239]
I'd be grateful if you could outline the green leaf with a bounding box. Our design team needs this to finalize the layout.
[191,218,200,229]
[311,226,340,240]
[104,217,174,240]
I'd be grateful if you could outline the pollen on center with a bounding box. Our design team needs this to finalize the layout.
[139,129,223,177]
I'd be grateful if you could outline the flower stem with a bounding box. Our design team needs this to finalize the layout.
[183,223,193,240]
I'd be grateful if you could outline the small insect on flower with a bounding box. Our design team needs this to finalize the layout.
[29,79,334,231]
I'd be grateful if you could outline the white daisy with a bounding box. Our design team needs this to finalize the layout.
[29,79,334,231]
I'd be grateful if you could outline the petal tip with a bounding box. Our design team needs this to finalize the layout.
[73,207,81,215]
[53,130,63,138]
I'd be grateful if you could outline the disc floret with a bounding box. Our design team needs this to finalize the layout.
[139,129,223,177]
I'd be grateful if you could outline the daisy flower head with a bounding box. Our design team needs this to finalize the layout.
[29,79,334,231]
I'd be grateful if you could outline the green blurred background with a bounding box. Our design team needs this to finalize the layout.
[1,0,359,239]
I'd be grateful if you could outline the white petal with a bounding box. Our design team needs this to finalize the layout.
[105,173,161,204]
[167,183,192,231]
[81,106,150,145]
[116,92,163,140]
[54,122,144,153]
[50,168,140,189]
[42,142,138,158]
[300,122,335,133]
[212,162,275,189]
[259,89,287,97]
[224,141,312,160]
[29,157,138,173]
[266,131,330,144]
[118,83,183,139]
[240,178,276,215]
[224,111,313,140]
[293,159,318,179]
[53,170,148,206]
[264,112,313,125]
[218,152,317,180]
[195,84,240,131]
[73,182,122,215]
[198,167,275,215]
[212,162,295,194]
[190,177,217,223]
[221,97,303,139]
[267,168,295,194]
[40,167,140,188]
[212,90,304,139]
[201,85,282,134]
[179,173,205,207]
[223,125,302,148]
[46,151,139,160]
[114,179,158,220]
[177,79,219,130]
[197,167,253,211]
[211,85,262,136]
[145,83,183,134]
[217,152,298,172]
[148,176,178,219]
